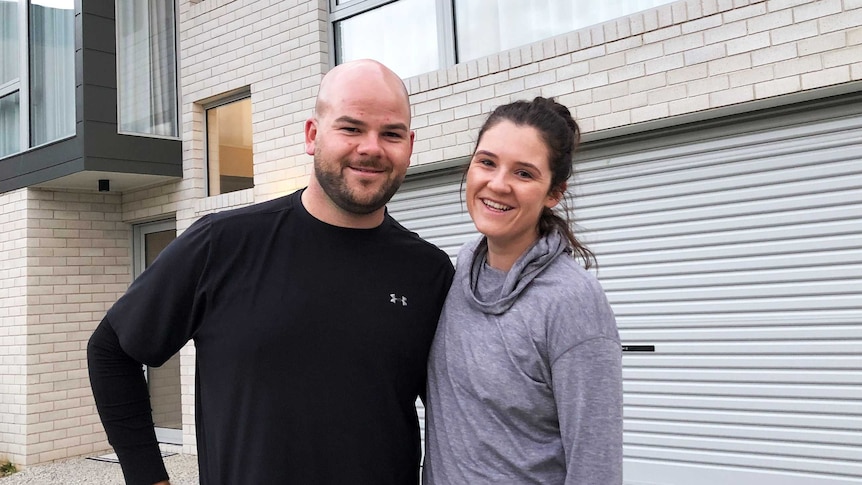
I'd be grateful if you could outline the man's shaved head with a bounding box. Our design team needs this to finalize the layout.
[314,59,411,123]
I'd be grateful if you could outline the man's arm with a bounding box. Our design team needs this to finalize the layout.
[88,317,170,485]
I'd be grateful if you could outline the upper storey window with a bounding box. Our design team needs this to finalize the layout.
[116,0,179,138]
[0,0,75,158]
[332,0,676,79]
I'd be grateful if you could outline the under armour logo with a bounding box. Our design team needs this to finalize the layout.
[390,294,407,306]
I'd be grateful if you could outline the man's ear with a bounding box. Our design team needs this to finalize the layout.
[304,118,318,156]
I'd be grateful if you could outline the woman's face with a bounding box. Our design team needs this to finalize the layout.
[466,120,560,255]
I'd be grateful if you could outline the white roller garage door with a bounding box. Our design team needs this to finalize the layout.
[388,96,862,485]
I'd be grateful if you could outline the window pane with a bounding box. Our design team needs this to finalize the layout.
[455,0,676,62]
[336,0,439,79]
[0,0,18,86]
[0,92,20,157]
[30,0,75,146]
[207,98,253,196]
[117,0,178,137]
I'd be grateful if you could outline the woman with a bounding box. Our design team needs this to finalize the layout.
[424,97,623,485]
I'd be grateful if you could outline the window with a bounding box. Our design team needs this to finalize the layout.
[332,0,676,78]
[0,0,75,158]
[206,96,253,196]
[335,0,446,79]
[30,0,75,145]
[116,0,178,137]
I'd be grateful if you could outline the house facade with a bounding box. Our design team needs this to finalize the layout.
[0,0,860,483]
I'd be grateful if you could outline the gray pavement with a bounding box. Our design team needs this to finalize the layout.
[0,453,199,485]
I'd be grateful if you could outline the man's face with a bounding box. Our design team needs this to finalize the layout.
[305,82,414,215]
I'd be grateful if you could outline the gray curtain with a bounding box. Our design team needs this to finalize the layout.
[29,0,75,146]
[117,0,177,137]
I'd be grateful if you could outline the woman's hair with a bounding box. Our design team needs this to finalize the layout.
[474,96,596,269]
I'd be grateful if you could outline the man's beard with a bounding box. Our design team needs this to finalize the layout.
[313,155,404,215]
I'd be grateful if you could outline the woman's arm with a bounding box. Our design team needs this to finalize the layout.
[552,336,623,485]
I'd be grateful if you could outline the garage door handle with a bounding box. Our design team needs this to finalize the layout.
[621,345,655,352]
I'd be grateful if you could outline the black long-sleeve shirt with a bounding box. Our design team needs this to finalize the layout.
[87,190,454,485]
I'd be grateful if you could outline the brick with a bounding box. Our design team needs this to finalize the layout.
[682,14,723,34]
[688,74,731,95]
[774,54,824,77]
[710,84,755,105]
[770,20,819,45]
[632,102,670,123]
[573,72,609,91]
[668,63,709,84]
[751,43,798,66]
[709,52,753,75]
[819,8,862,34]
[588,52,626,72]
[801,65,851,88]
[793,0,842,23]
[755,76,802,98]
[722,2,768,22]
[797,31,846,56]
[669,93,711,115]
[626,43,665,64]
[665,32,706,55]
[727,31,771,55]
[824,44,862,68]
[704,20,749,45]
[729,64,775,86]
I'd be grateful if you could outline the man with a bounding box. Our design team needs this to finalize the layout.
[88,59,454,485]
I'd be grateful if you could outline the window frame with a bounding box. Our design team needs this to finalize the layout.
[328,0,456,75]
[203,89,254,197]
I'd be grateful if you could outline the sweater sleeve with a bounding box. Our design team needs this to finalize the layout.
[87,318,170,485]
[551,336,623,485]
[548,269,623,485]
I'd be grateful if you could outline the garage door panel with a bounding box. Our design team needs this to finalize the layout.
[591,223,859,258]
[599,248,860,279]
[578,177,862,223]
[602,265,862,291]
[617,310,859,328]
[577,121,862,184]
[578,158,861,217]
[584,204,861,240]
[624,368,862,385]
[627,431,862,460]
[611,294,859,314]
[627,407,861,432]
[621,324,862,341]
[625,442,862,476]
[625,458,859,485]
[624,354,861,369]
[625,393,860,414]
[623,381,862,400]
[609,277,861,301]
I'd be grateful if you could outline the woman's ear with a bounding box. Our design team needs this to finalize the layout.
[545,182,566,208]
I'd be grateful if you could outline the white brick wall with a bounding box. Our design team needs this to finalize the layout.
[0,189,130,466]
[0,189,29,467]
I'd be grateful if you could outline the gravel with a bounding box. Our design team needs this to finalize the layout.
[0,453,200,485]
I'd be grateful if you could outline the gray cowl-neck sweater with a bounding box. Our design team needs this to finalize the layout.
[424,230,623,485]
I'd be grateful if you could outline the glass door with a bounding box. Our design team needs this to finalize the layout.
[133,219,181,444]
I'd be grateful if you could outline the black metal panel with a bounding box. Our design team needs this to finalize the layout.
[81,12,115,54]
[83,121,180,166]
[0,0,182,194]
